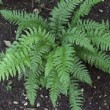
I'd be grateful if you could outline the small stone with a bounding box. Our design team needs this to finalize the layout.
[81,88,84,92]
[24,102,28,106]
[37,102,40,107]
[104,94,107,97]
[99,107,101,110]
[25,96,28,100]
[93,86,96,89]
[33,8,40,14]
[99,95,102,98]
[45,96,48,98]
[104,100,106,102]
[13,101,19,104]
[97,76,100,79]
[40,94,43,98]
[89,102,92,105]
[99,9,103,13]
[3,40,11,47]
[104,102,107,106]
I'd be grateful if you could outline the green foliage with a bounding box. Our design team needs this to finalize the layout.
[69,80,83,110]
[0,0,110,109]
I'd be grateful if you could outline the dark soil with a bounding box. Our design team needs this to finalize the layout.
[0,0,110,110]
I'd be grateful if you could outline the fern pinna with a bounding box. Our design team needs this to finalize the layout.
[0,0,109,109]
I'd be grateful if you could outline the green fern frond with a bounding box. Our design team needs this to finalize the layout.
[72,0,102,24]
[25,72,39,105]
[77,48,110,73]
[0,10,47,38]
[87,29,110,51]
[76,19,109,31]
[16,15,47,38]
[0,27,54,80]
[63,28,94,51]
[48,71,60,107]
[45,51,54,77]
[53,44,74,94]
[69,80,83,110]
[49,0,83,36]
[30,42,51,73]
[0,10,29,25]
[72,57,92,85]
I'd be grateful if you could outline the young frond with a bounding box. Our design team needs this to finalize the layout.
[71,57,92,85]
[25,72,39,105]
[72,0,102,24]
[53,44,74,94]
[87,29,110,51]
[69,80,83,110]
[49,0,83,36]
[62,28,94,52]
[77,48,110,73]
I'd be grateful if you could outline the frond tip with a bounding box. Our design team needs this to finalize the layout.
[25,72,39,105]
[69,80,83,110]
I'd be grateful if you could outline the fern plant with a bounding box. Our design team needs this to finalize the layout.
[0,0,109,109]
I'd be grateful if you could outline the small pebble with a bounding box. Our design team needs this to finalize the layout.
[13,101,19,105]
[97,76,100,79]
[44,108,48,110]
[89,102,92,105]
[81,88,84,92]
[93,86,96,89]
[104,94,107,97]
[3,40,11,47]
[99,107,101,110]
[99,9,103,13]
[45,96,48,98]
[25,96,28,100]
[104,102,107,106]
[40,94,43,98]
[24,102,28,106]
[37,102,40,107]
